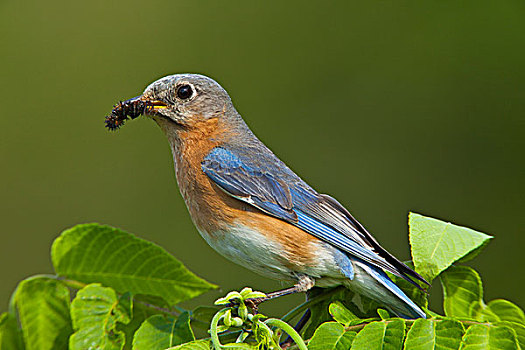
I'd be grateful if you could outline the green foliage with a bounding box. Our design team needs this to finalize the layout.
[409,213,492,282]
[306,300,523,349]
[329,301,360,326]
[14,276,72,350]
[499,322,525,350]
[190,306,220,329]
[460,324,518,349]
[211,287,307,349]
[2,214,523,349]
[301,286,372,339]
[120,299,166,350]
[303,287,351,338]
[166,339,211,349]
[441,266,483,319]
[481,300,525,324]
[132,312,194,349]
[350,319,405,350]
[304,213,521,349]
[69,284,132,349]
[440,265,525,349]
[52,224,216,306]
[403,319,465,350]
[307,322,356,349]
[442,265,524,325]
[0,313,24,350]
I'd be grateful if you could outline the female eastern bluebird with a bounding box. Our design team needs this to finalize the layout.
[125,73,428,319]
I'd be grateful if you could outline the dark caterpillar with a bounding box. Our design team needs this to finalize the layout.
[105,97,149,131]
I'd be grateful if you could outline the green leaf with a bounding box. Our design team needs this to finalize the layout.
[403,319,464,350]
[304,286,384,339]
[441,266,483,319]
[497,322,525,350]
[441,266,525,324]
[190,306,219,331]
[308,322,356,350]
[132,312,194,350]
[217,342,255,350]
[377,309,390,320]
[481,300,525,324]
[69,284,132,350]
[329,301,360,326]
[303,287,356,339]
[350,319,405,350]
[14,276,72,350]
[52,223,216,305]
[409,213,492,282]
[0,312,24,350]
[459,324,518,350]
[119,298,172,350]
[166,339,211,349]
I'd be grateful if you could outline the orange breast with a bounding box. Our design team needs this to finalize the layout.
[171,117,319,269]
[172,118,246,233]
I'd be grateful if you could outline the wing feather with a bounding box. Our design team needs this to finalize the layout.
[202,147,297,222]
[201,146,429,288]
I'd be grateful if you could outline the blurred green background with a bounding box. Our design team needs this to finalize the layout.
[1,1,524,315]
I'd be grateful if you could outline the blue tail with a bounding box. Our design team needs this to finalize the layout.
[358,262,426,319]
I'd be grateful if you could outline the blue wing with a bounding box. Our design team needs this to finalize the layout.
[201,146,428,289]
[201,147,297,222]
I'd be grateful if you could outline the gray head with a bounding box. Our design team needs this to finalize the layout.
[141,74,236,127]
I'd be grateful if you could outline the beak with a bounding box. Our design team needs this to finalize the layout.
[138,95,168,116]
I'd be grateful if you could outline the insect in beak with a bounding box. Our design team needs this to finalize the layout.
[104,96,167,131]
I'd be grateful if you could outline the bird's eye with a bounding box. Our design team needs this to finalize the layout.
[176,84,194,100]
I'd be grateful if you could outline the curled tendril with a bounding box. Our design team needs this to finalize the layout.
[210,288,307,350]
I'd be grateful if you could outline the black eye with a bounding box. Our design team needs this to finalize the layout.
[177,84,193,100]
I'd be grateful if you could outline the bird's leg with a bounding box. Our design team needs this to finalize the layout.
[244,275,315,313]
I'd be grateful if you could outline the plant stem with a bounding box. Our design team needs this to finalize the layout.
[60,278,87,290]
[136,301,180,317]
[265,318,307,350]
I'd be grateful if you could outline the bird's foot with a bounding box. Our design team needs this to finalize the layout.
[226,296,267,314]
[244,297,267,314]
[279,339,294,349]
[223,296,266,315]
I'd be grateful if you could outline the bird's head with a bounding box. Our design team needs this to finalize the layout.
[139,73,234,128]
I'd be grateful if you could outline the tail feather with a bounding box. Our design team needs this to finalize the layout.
[350,260,426,319]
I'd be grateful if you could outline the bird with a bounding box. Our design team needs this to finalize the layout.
[120,73,428,319]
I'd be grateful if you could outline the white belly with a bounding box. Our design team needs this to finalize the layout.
[197,223,294,280]
[197,222,349,286]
